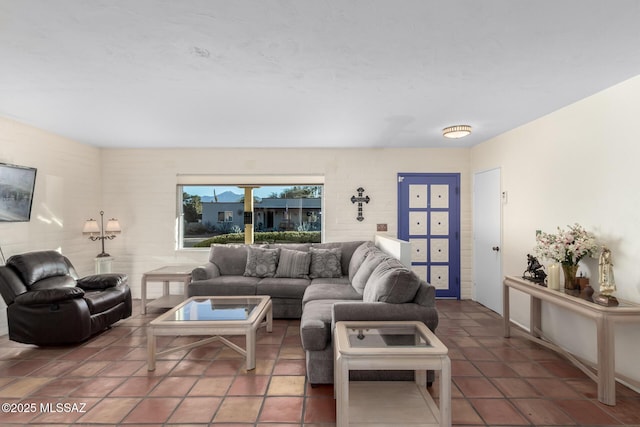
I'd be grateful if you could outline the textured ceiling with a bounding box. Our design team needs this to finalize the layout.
[2,0,640,149]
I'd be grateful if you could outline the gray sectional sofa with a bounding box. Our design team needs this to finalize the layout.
[188,240,439,384]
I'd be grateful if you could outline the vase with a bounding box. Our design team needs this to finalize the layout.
[562,263,579,290]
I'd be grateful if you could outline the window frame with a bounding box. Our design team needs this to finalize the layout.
[176,177,324,250]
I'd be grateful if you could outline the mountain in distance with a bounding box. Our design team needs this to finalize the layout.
[201,191,242,203]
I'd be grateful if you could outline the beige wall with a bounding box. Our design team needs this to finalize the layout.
[100,147,472,300]
[471,75,640,388]
[0,116,103,334]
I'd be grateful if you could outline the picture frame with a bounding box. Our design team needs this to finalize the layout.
[0,162,37,222]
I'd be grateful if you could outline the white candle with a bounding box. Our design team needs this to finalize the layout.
[548,264,560,290]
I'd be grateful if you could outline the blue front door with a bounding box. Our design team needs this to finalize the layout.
[398,173,461,299]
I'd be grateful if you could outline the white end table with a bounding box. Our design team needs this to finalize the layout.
[141,265,195,314]
[334,321,451,427]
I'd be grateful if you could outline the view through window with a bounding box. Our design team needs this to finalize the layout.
[180,185,323,248]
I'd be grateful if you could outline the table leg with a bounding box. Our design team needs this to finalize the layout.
[597,316,616,405]
[141,276,148,315]
[336,355,349,427]
[246,328,256,370]
[440,356,452,427]
[503,283,511,337]
[147,328,156,371]
[163,280,170,297]
[531,296,542,338]
[266,302,273,333]
[183,277,190,300]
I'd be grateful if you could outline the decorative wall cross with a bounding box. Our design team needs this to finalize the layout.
[350,187,370,222]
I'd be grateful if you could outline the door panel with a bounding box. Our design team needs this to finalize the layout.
[430,265,450,290]
[473,168,502,313]
[409,185,428,208]
[430,238,449,263]
[399,173,461,299]
[409,211,428,235]
[430,212,449,235]
[410,239,427,262]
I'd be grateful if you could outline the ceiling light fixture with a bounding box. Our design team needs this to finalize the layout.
[442,125,472,139]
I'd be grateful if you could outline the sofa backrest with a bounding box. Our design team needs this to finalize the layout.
[207,241,367,278]
[4,251,78,292]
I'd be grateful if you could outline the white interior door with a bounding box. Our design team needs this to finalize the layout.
[473,168,502,314]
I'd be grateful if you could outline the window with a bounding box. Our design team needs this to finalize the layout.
[218,211,233,222]
[178,184,323,248]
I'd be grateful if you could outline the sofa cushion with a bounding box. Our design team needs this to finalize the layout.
[363,258,421,304]
[303,282,362,305]
[309,247,342,279]
[300,299,339,351]
[309,277,351,286]
[257,277,311,299]
[209,245,249,276]
[348,241,376,281]
[244,247,280,278]
[351,251,388,295]
[7,251,70,288]
[275,248,311,278]
[188,276,259,296]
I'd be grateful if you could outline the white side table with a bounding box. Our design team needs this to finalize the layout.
[141,265,195,314]
[334,321,451,427]
[94,256,113,274]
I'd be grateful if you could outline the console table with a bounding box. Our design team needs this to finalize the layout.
[503,275,640,406]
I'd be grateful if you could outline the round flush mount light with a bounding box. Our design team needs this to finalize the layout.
[442,125,472,139]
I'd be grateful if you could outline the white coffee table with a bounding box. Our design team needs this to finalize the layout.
[147,295,272,371]
[334,321,451,427]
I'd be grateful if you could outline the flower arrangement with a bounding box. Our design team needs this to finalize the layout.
[535,223,599,266]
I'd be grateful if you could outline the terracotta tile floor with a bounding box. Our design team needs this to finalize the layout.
[0,299,639,426]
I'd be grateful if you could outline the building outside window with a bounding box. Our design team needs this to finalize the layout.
[217,211,233,222]
[179,185,322,248]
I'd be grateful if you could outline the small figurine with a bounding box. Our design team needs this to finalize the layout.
[523,254,547,284]
[595,246,618,306]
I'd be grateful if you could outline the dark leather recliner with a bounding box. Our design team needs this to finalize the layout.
[0,250,132,345]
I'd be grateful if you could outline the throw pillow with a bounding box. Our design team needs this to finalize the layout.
[244,247,280,278]
[351,251,387,294]
[309,247,342,278]
[363,257,421,304]
[348,241,376,281]
[209,245,248,276]
[275,248,311,278]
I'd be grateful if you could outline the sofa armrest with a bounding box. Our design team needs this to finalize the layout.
[191,263,220,281]
[14,287,85,305]
[332,301,439,332]
[77,273,128,290]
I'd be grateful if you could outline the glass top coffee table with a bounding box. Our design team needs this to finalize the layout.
[334,321,450,427]
[147,295,272,371]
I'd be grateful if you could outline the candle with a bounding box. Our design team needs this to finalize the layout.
[548,264,560,290]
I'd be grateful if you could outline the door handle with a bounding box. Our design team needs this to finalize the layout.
[492,246,500,252]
